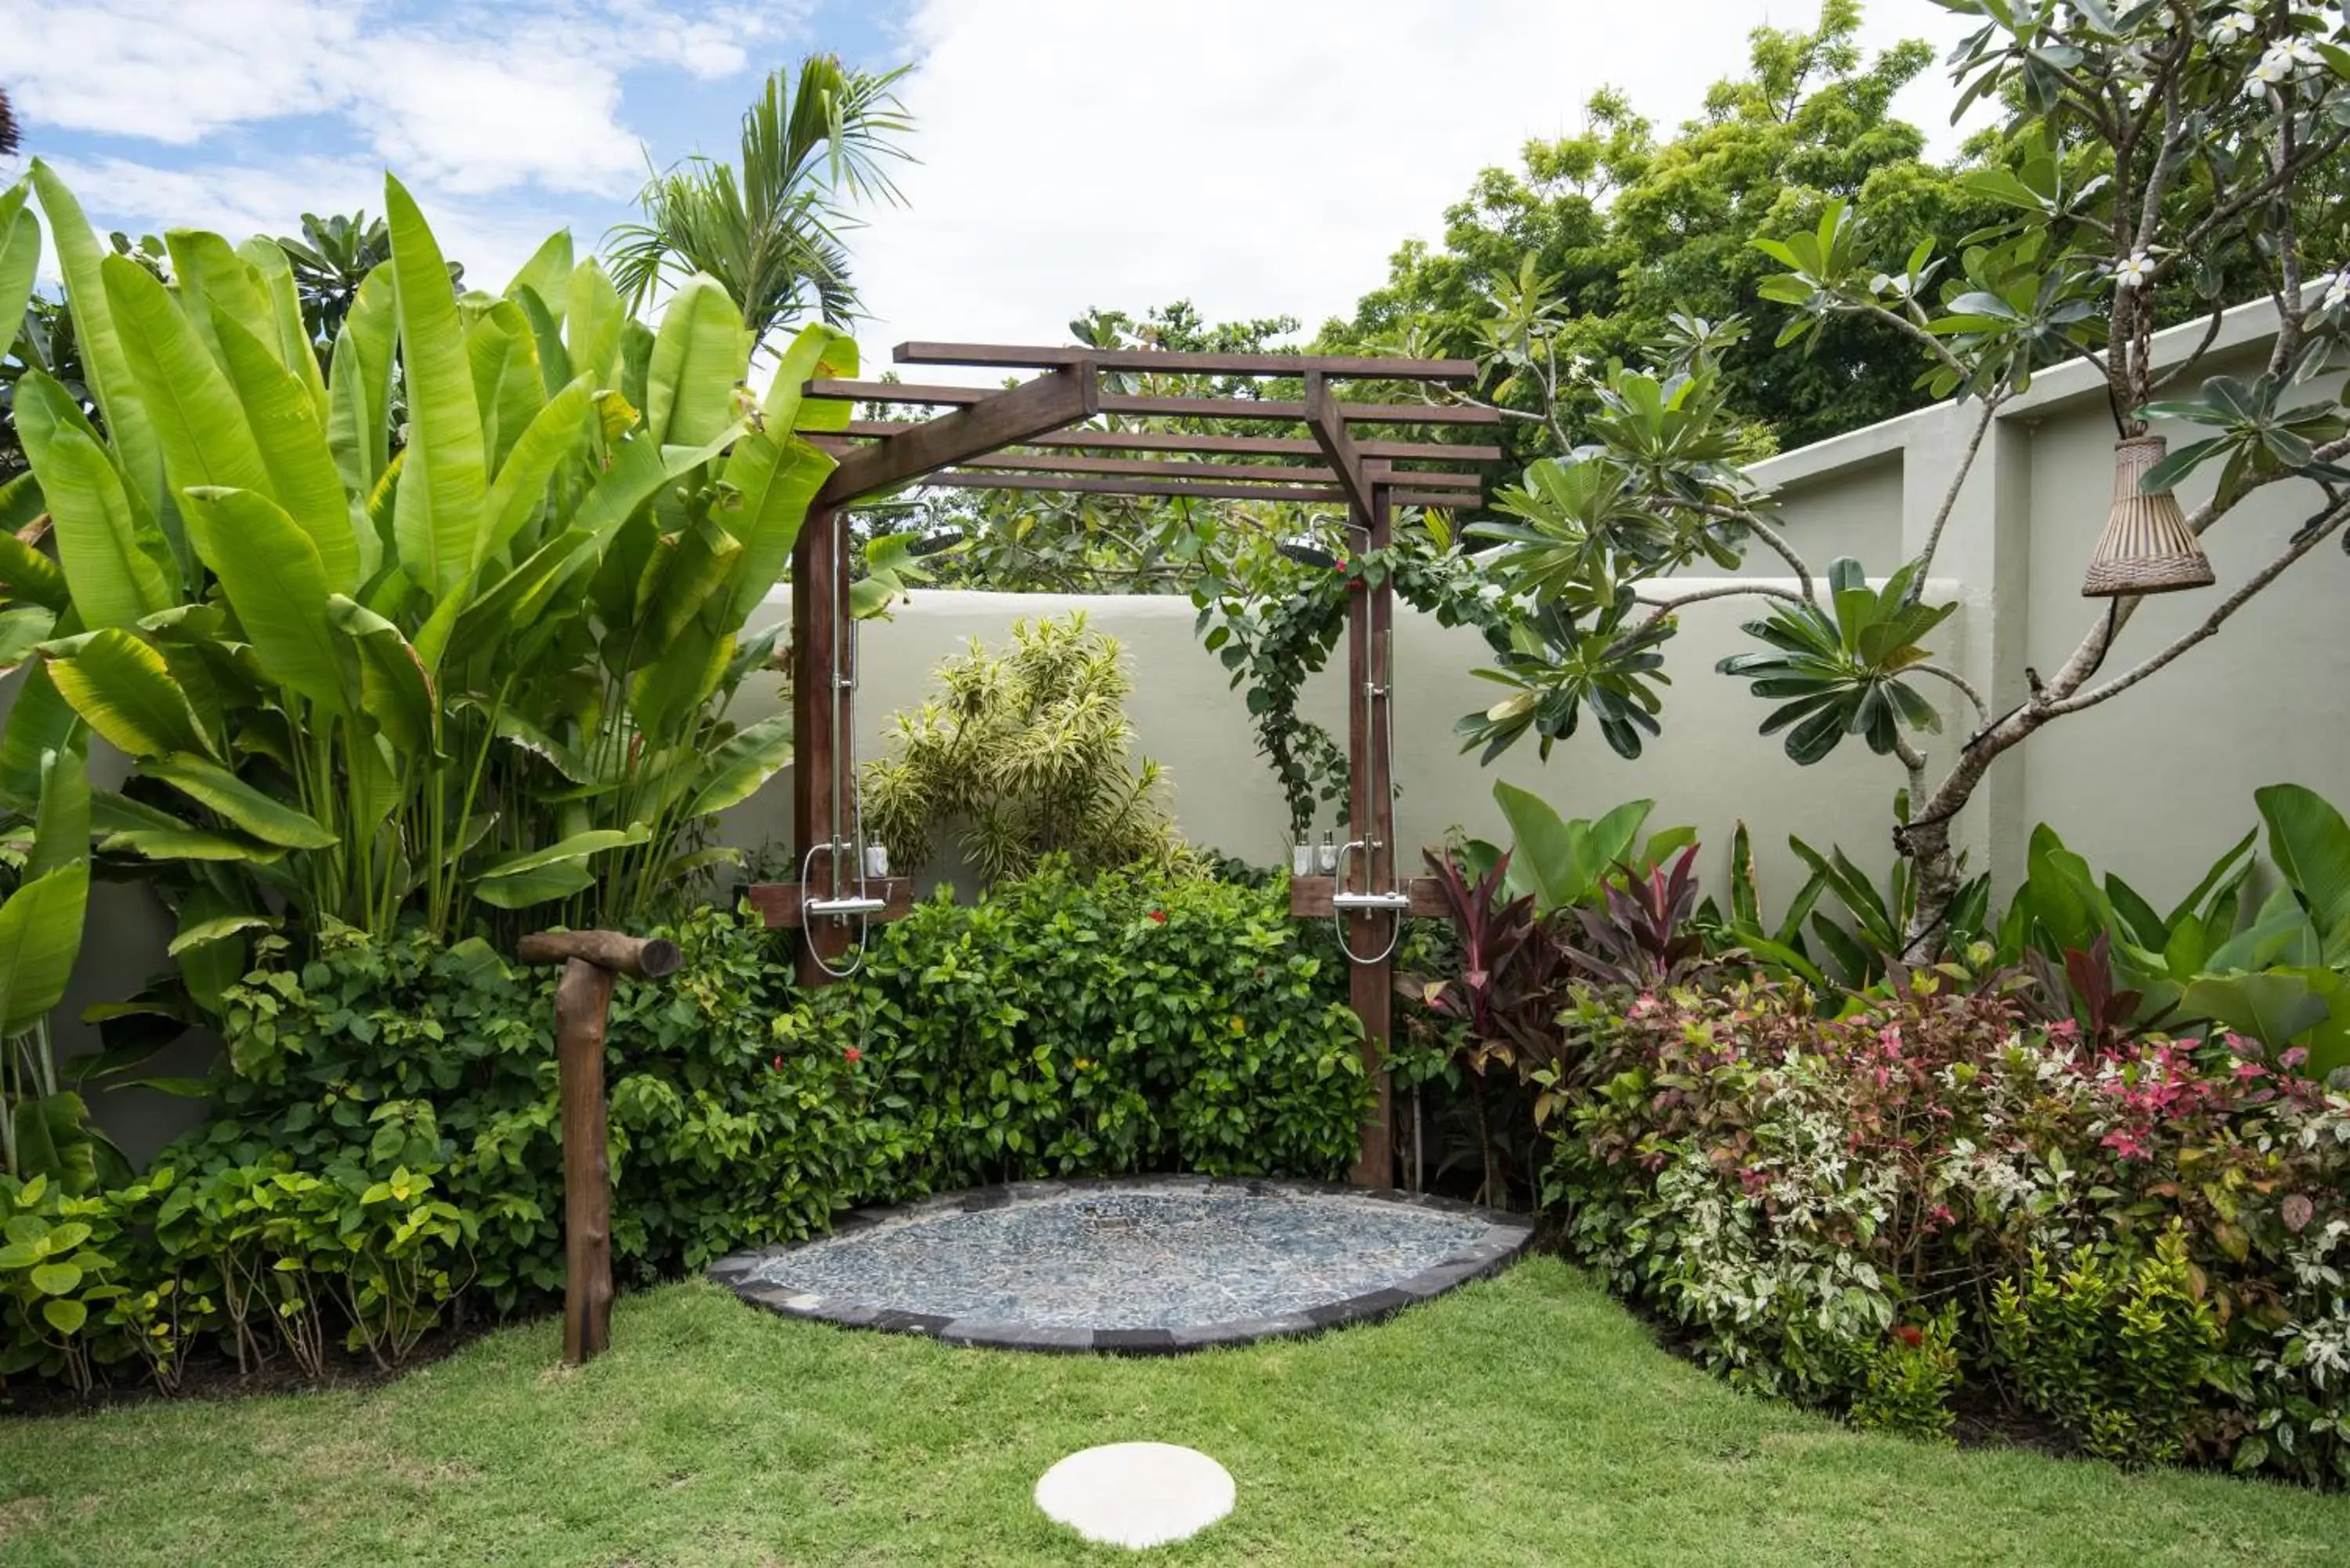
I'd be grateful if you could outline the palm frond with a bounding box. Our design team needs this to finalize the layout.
[604,54,914,345]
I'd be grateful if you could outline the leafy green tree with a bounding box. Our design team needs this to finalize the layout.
[1321,0,1998,459]
[607,53,913,349]
[1460,0,2350,955]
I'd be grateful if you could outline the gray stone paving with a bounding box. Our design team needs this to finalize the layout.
[708,1176,1535,1354]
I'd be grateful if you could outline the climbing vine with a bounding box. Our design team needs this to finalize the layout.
[1192,528,1511,840]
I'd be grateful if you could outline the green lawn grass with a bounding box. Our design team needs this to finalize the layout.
[0,1256,2343,1566]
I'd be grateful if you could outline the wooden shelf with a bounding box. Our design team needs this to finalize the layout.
[746,877,916,930]
[1287,876,1452,920]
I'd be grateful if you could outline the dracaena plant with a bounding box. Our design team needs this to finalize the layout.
[0,165,846,985]
[1454,0,2350,959]
[1562,844,1706,990]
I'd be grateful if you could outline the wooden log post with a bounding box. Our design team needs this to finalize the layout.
[1345,476,1398,1187]
[515,930,684,1365]
[790,503,855,985]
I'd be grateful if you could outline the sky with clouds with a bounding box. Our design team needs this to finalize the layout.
[1,0,1976,381]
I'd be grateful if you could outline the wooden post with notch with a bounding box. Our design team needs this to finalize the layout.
[515,929,684,1365]
[788,502,855,985]
[1347,476,1397,1186]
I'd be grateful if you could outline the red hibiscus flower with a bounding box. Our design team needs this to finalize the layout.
[844,1046,862,1063]
[1148,910,1167,924]
[1891,1324,1923,1349]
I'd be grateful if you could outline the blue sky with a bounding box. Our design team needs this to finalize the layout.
[2,1,1973,378]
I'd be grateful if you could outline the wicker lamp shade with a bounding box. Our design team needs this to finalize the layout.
[2081,435,2214,597]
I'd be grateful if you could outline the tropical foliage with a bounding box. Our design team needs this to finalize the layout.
[1451,0,2350,955]
[0,165,844,978]
[862,612,1191,886]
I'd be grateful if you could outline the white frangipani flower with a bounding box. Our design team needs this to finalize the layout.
[2211,9,2258,45]
[2252,45,2297,86]
[2325,269,2350,311]
[2114,252,2157,290]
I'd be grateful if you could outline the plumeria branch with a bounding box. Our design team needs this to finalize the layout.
[1909,663,1990,728]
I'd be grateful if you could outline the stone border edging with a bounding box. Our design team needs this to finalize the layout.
[706,1174,1535,1356]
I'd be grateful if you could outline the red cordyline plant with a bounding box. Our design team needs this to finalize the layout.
[1563,845,1706,988]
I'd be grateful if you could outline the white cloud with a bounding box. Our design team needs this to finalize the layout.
[845,0,1979,373]
[2,0,359,144]
[0,0,804,197]
[336,41,642,197]
[32,154,591,296]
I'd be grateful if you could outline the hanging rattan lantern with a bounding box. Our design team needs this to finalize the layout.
[2081,434,2214,597]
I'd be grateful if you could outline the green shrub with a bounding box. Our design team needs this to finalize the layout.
[0,1172,138,1396]
[1990,1228,2220,1468]
[168,865,1364,1324]
[1849,1305,1962,1443]
[862,612,1192,885]
[834,862,1368,1180]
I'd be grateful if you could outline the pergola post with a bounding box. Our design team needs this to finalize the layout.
[789,502,858,986]
[1345,477,1397,1186]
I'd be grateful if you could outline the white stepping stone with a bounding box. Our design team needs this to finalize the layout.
[1034,1441,1235,1549]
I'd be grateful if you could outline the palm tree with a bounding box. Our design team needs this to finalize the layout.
[1,85,20,159]
[606,54,913,350]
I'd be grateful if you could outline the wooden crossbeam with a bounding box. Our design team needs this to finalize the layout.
[1101,394,1499,425]
[806,380,1501,426]
[895,342,1480,381]
[1303,371,1372,516]
[916,474,1477,508]
[929,471,1347,504]
[836,421,1503,464]
[1287,876,1455,919]
[817,366,1097,505]
[917,450,1482,490]
[745,878,916,930]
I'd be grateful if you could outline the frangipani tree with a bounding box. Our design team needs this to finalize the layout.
[1462,0,2350,956]
[0,164,850,987]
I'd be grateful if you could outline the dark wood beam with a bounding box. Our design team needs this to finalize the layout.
[745,878,916,930]
[836,421,1503,464]
[817,365,1098,505]
[1390,490,1481,508]
[938,450,1482,489]
[1098,394,1502,426]
[807,381,1501,426]
[1303,371,1372,516]
[807,379,992,406]
[895,342,1479,382]
[1287,876,1454,919]
[928,471,1347,504]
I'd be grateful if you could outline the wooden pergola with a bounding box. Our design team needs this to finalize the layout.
[745,342,1499,1185]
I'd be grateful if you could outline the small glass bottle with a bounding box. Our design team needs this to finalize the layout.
[1292,836,1314,876]
[1316,831,1339,875]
